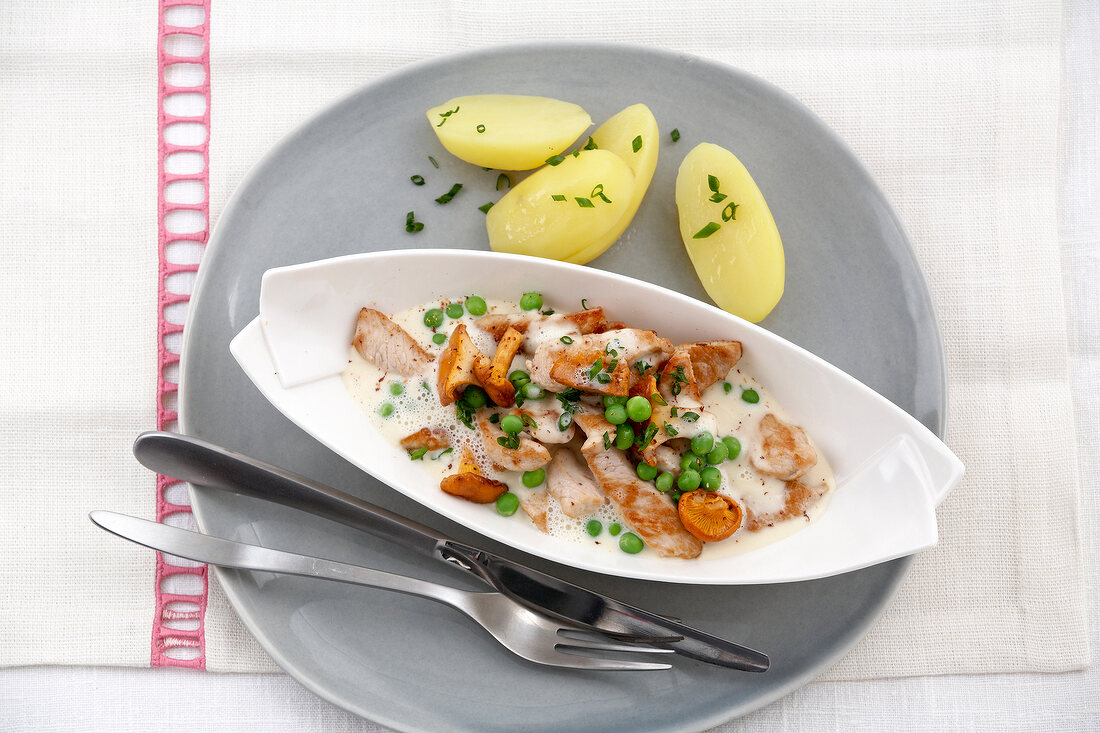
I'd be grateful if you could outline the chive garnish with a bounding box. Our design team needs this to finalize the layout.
[709,192,727,203]
[489,413,500,423]
[637,423,659,450]
[590,184,611,204]
[707,175,720,192]
[541,309,555,316]
[581,298,590,310]
[432,447,453,460]
[595,373,612,384]
[650,392,668,406]
[405,211,424,233]
[434,183,463,205]
[670,128,680,142]
[682,411,700,423]
[631,135,643,153]
[663,422,679,437]
[575,197,595,208]
[587,358,604,381]
[693,222,720,239]
[669,406,678,417]
[522,414,538,429]
[583,136,598,150]
[603,432,612,450]
[722,202,739,221]
[546,154,565,166]
[428,155,439,168]
[410,174,425,186]
[634,360,651,374]
[557,413,573,431]
[436,106,460,127]
[496,173,512,191]
[551,194,567,202]
[478,202,494,213]
[409,447,429,460]
[572,150,580,158]
[497,434,520,450]
[560,336,574,344]
[476,124,486,133]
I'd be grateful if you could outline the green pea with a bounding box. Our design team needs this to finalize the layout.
[462,385,487,409]
[432,333,447,345]
[680,452,704,473]
[700,466,722,490]
[625,395,652,422]
[614,423,635,450]
[603,394,629,407]
[604,404,627,425]
[585,519,602,537]
[465,295,487,316]
[520,292,543,311]
[636,461,658,481]
[500,414,524,435]
[379,402,395,418]
[677,469,701,491]
[706,441,729,465]
[608,523,622,536]
[690,431,714,456]
[669,491,682,503]
[522,468,546,488]
[655,471,674,492]
[496,492,519,516]
[424,308,444,328]
[741,388,760,404]
[619,532,644,554]
[723,381,732,394]
[722,436,742,461]
[389,382,404,396]
[508,369,530,383]
[524,383,546,400]
[445,303,464,319]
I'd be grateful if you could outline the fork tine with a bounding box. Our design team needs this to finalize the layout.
[556,637,676,655]
[548,648,673,671]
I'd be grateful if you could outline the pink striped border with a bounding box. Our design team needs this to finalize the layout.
[154,0,211,669]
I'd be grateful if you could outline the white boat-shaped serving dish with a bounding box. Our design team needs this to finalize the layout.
[230,249,963,584]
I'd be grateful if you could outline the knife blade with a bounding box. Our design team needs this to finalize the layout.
[133,430,769,671]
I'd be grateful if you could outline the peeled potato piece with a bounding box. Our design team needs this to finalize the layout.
[565,104,660,264]
[487,149,635,261]
[427,95,591,171]
[675,143,785,323]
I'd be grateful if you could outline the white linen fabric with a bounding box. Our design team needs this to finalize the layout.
[0,0,1089,715]
[200,0,1088,680]
[0,1,159,667]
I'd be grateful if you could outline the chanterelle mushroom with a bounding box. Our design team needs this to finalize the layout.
[473,326,524,407]
[436,324,484,406]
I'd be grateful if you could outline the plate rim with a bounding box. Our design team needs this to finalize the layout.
[180,39,947,731]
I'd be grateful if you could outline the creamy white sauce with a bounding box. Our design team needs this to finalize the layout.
[342,297,835,559]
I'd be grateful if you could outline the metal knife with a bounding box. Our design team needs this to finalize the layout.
[133,430,769,672]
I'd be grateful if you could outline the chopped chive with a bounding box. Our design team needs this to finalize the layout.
[651,392,668,406]
[596,373,612,384]
[663,422,679,437]
[482,166,492,171]
[432,447,453,460]
[541,309,555,316]
[603,432,612,450]
[476,123,486,133]
[496,173,512,191]
[682,411,700,423]
[670,128,680,142]
[405,211,424,233]
[560,336,574,344]
[557,412,573,431]
[572,150,580,158]
[669,406,678,417]
[634,360,651,374]
[435,106,460,127]
[583,136,598,150]
[637,423,659,450]
[478,202,494,213]
[581,298,590,310]
[575,197,595,208]
[546,154,565,166]
[693,222,721,239]
[409,447,429,460]
[707,175,720,192]
[587,358,604,381]
[631,135,643,153]
[709,192,727,203]
[410,174,425,186]
[434,183,463,205]
[428,155,439,168]
[722,202,739,221]
[551,194,567,202]
[590,183,611,204]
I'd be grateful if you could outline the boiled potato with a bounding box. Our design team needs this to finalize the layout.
[676,143,784,322]
[427,95,591,171]
[487,150,635,260]
[564,103,659,264]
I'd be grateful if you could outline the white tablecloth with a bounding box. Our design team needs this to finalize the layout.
[2,1,1095,730]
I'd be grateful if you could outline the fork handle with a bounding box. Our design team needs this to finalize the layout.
[90,511,473,610]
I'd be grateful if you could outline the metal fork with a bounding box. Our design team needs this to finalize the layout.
[89,511,672,671]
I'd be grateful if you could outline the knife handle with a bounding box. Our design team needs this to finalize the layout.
[133,431,449,559]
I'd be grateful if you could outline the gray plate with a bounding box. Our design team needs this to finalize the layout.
[181,42,945,732]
